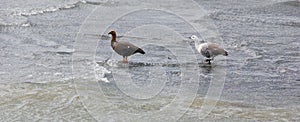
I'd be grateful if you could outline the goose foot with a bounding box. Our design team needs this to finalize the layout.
[205,59,212,64]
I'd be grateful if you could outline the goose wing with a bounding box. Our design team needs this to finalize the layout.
[114,41,140,56]
[207,43,227,56]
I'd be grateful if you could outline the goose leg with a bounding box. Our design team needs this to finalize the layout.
[209,57,214,64]
[122,56,126,63]
[122,56,128,63]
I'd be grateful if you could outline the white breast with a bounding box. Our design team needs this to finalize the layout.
[195,43,208,53]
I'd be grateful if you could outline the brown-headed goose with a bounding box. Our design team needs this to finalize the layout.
[108,31,145,63]
[190,35,228,64]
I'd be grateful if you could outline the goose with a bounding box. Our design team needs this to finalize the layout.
[190,35,228,64]
[108,31,145,63]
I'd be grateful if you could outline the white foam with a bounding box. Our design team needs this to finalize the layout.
[18,3,78,16]
[56,45,75,54]
[0,10,28,26]
[0,0,82,26]
[95,64,111,83]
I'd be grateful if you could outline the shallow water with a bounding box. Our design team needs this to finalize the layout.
[0,0,299,121]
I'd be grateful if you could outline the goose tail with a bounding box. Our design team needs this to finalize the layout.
[224,51,228,56]
[134,48,145,54]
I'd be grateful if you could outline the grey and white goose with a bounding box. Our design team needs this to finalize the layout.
[190,35,228,64]
[108,30,145,63]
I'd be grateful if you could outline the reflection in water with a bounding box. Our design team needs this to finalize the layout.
[199,63,214,74]
[0,0,299,121]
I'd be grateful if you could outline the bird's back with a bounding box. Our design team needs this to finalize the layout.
[113,41,140,56]
[207,43,227,56]
[197,42,227,58]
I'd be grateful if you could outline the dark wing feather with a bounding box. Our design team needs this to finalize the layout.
[134,48,145,54]
[114,41,144,56]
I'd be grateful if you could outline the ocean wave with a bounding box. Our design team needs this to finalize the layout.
[0,0,83,26]
[6,0,111,16]
[0,0,112,26]
[16,1,82,16]
[211,12,300,27]
[0,10,29,26]
[207,0,300,27]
